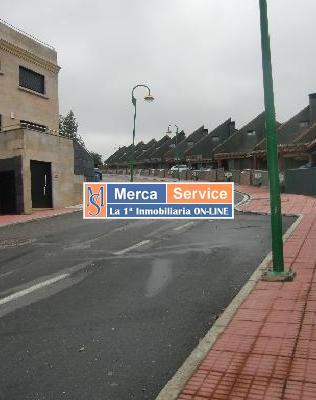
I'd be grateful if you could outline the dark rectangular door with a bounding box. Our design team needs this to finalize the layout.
[0,171,16,214]
[31,161,52,208]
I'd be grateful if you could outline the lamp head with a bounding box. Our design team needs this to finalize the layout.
[144,94,154,103]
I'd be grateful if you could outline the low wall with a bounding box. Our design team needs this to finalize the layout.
[73,175,85,205]
[216,169,225,182]
[104,169,273,186]
[285,168,316,196]
[252,170,269,187]
[240,170,252,186]
[231,170,241,184]
[194,170,217,181]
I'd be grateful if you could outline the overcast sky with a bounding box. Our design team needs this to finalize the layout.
[2,0,316,158]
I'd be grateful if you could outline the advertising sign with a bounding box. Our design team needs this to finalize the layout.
[83,182,234,220]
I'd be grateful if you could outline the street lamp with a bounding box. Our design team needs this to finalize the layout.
[258,0,294,281]
[167,124,181,180]
[130,84,155,182]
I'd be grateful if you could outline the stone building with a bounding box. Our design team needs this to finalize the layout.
[0,20,90,214]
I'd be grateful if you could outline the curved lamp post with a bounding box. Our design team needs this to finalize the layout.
[130,84,154,182]
[167,124,181,180]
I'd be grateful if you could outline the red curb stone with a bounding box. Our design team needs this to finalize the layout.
[177,186,316,400]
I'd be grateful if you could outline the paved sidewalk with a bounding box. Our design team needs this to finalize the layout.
[0,205,82,227]
[178,185,316,400]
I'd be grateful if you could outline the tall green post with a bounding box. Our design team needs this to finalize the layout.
[130,95,137,182]
[259,0,294,281]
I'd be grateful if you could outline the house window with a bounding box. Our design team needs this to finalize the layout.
[212,136,220,143]
[299,121,309,129]
[247,130,256,136]
[19,66,45,94]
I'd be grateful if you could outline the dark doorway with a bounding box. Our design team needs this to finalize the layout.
[31,161,52,208]
[0,171,17,214]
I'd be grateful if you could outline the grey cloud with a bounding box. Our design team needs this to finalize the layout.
[1,0,316,158]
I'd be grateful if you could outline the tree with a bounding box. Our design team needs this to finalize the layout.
[59,110,85,147]
[91,152,103,168]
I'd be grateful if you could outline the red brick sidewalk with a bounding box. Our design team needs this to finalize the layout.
[178,185,316,400]
[0,206,82,227]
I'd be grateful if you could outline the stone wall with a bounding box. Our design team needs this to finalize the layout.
[0,128,80,213]
[23,130,75,212]
[0,21,60,131]
[74,140,94,181]
[240,169,252,186]
[231,170,241,184]
[73,174,85,205]
[216,169,225,181]
[252,170,269,186]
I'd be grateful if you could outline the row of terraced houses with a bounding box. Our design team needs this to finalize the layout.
[106,94,316,195]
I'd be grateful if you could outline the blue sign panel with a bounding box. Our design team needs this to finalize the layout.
[107,183,166,203]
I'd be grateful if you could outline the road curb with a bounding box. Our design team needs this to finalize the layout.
[155,192,303,400]
[234,190,251,210]
[0,208,81,230]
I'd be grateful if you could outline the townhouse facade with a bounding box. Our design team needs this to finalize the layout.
[186,118,236,168]
[252,93,316,170]
[136,136,171,168]
[164,126,208,167]
[0,20,90,214]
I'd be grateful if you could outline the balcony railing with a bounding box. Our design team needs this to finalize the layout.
[1,122,73,138]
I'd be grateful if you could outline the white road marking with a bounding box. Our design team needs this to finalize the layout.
[0,270,16,280]
[0,273,70,306]
[113,240,151,256]
[173,222,195,232]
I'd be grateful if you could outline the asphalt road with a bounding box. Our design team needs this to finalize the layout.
[0,197,295,400]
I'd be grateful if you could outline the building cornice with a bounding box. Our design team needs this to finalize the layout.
[214,152,250,160]
[0,38,60,73]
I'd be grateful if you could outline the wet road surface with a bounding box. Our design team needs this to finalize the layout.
[0,203,295,399]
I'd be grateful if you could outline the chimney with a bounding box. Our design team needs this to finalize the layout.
[229,121,236,136]
[309,93,316,124]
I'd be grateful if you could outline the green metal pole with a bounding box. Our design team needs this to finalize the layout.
[259,0,292,280]
[131,96,137,182]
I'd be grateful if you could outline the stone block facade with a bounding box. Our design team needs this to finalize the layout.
[0,21,60,131]
[0,128,84,213]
